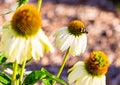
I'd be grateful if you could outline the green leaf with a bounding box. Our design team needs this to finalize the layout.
[23,68,67,85]
[41,68,67,85]
[23,70,46,85]
[5,63,21,79]
[0,73,11,85]
[42,78,53,85]
[0,54,7,65]
[5,63,22,73]
[17,0,28,7]
[5,63,13,68]
[26,58,32,64]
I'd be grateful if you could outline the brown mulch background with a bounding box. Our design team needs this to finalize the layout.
[0,0,120,85]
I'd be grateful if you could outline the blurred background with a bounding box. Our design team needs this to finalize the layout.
[0,0,120,85]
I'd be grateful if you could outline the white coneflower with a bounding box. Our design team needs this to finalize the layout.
[54,20,87,56]
[68,51,110,85]
[0,4,54,64]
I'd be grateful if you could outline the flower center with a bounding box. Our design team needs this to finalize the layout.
[68,20,87,36]
[11,4,42,37]
[85,51,109,77]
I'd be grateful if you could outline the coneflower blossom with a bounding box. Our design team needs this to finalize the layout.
[54,20,87,56]
[0,4,54,64]
[68,51,110,85]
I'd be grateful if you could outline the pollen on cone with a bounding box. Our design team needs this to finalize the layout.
[85,51,109,76]
[68,20,87,36]
[11,4,42,37]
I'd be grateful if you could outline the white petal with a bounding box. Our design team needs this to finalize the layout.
[12,38,24,63]
[69,37,78,56]
[55,27,74,51]
[6,38,20,62]
[74,37,83,55]
[55,29,69,50]
[22,38,31,60]
[6,38,22,63]
[69,34,87,56]
[68,62,86,83]
[92,77,101,85]
[60,35,74,51]
[55,33,67,49]
[81,34,87,53]
[92,76,106,85]
[75,75,92,85]
[54,27,68,36]
[4,68,13,75]
[31,38,43,60]
[17,38,27,62]
[38,29,54,53]
[9,38,19,56]
[100,76,106,85]
[31,40,36,60]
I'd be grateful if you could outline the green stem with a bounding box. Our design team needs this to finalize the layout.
[37,0,42,12]
[11,61,18,85]
[53,47,70,85]
[16,79,19,85]
[19,60,26,85]
[16,0,29,10]
[1,63,6,73]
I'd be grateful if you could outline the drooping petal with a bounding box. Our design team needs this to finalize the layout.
[81,34,87,53]
[100,76,106,85]
[15,38,25,63]
[22,38,32,60]
[0,5,54,64]
[68,62,86,83]
[55,29,69,51]
[74,36,83,55]
[68,61,107,85]
[54,27,68,36]
[54,24,87,56]
[92,77,101,85]
[38,29,54,53]
[75,75,93,85]
[69,37,78,56]
[31,37,44,60]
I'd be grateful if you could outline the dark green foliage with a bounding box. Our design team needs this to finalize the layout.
[0,73,11,85]
[17,0,28,7]
[23,68,67,85]
[0,54,7,65]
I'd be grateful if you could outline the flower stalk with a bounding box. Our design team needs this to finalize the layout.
[11,61,18,85]
[53,47,70,85]
[19,60,26,85]
[37,0,42,12]
[1,64,6,73]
